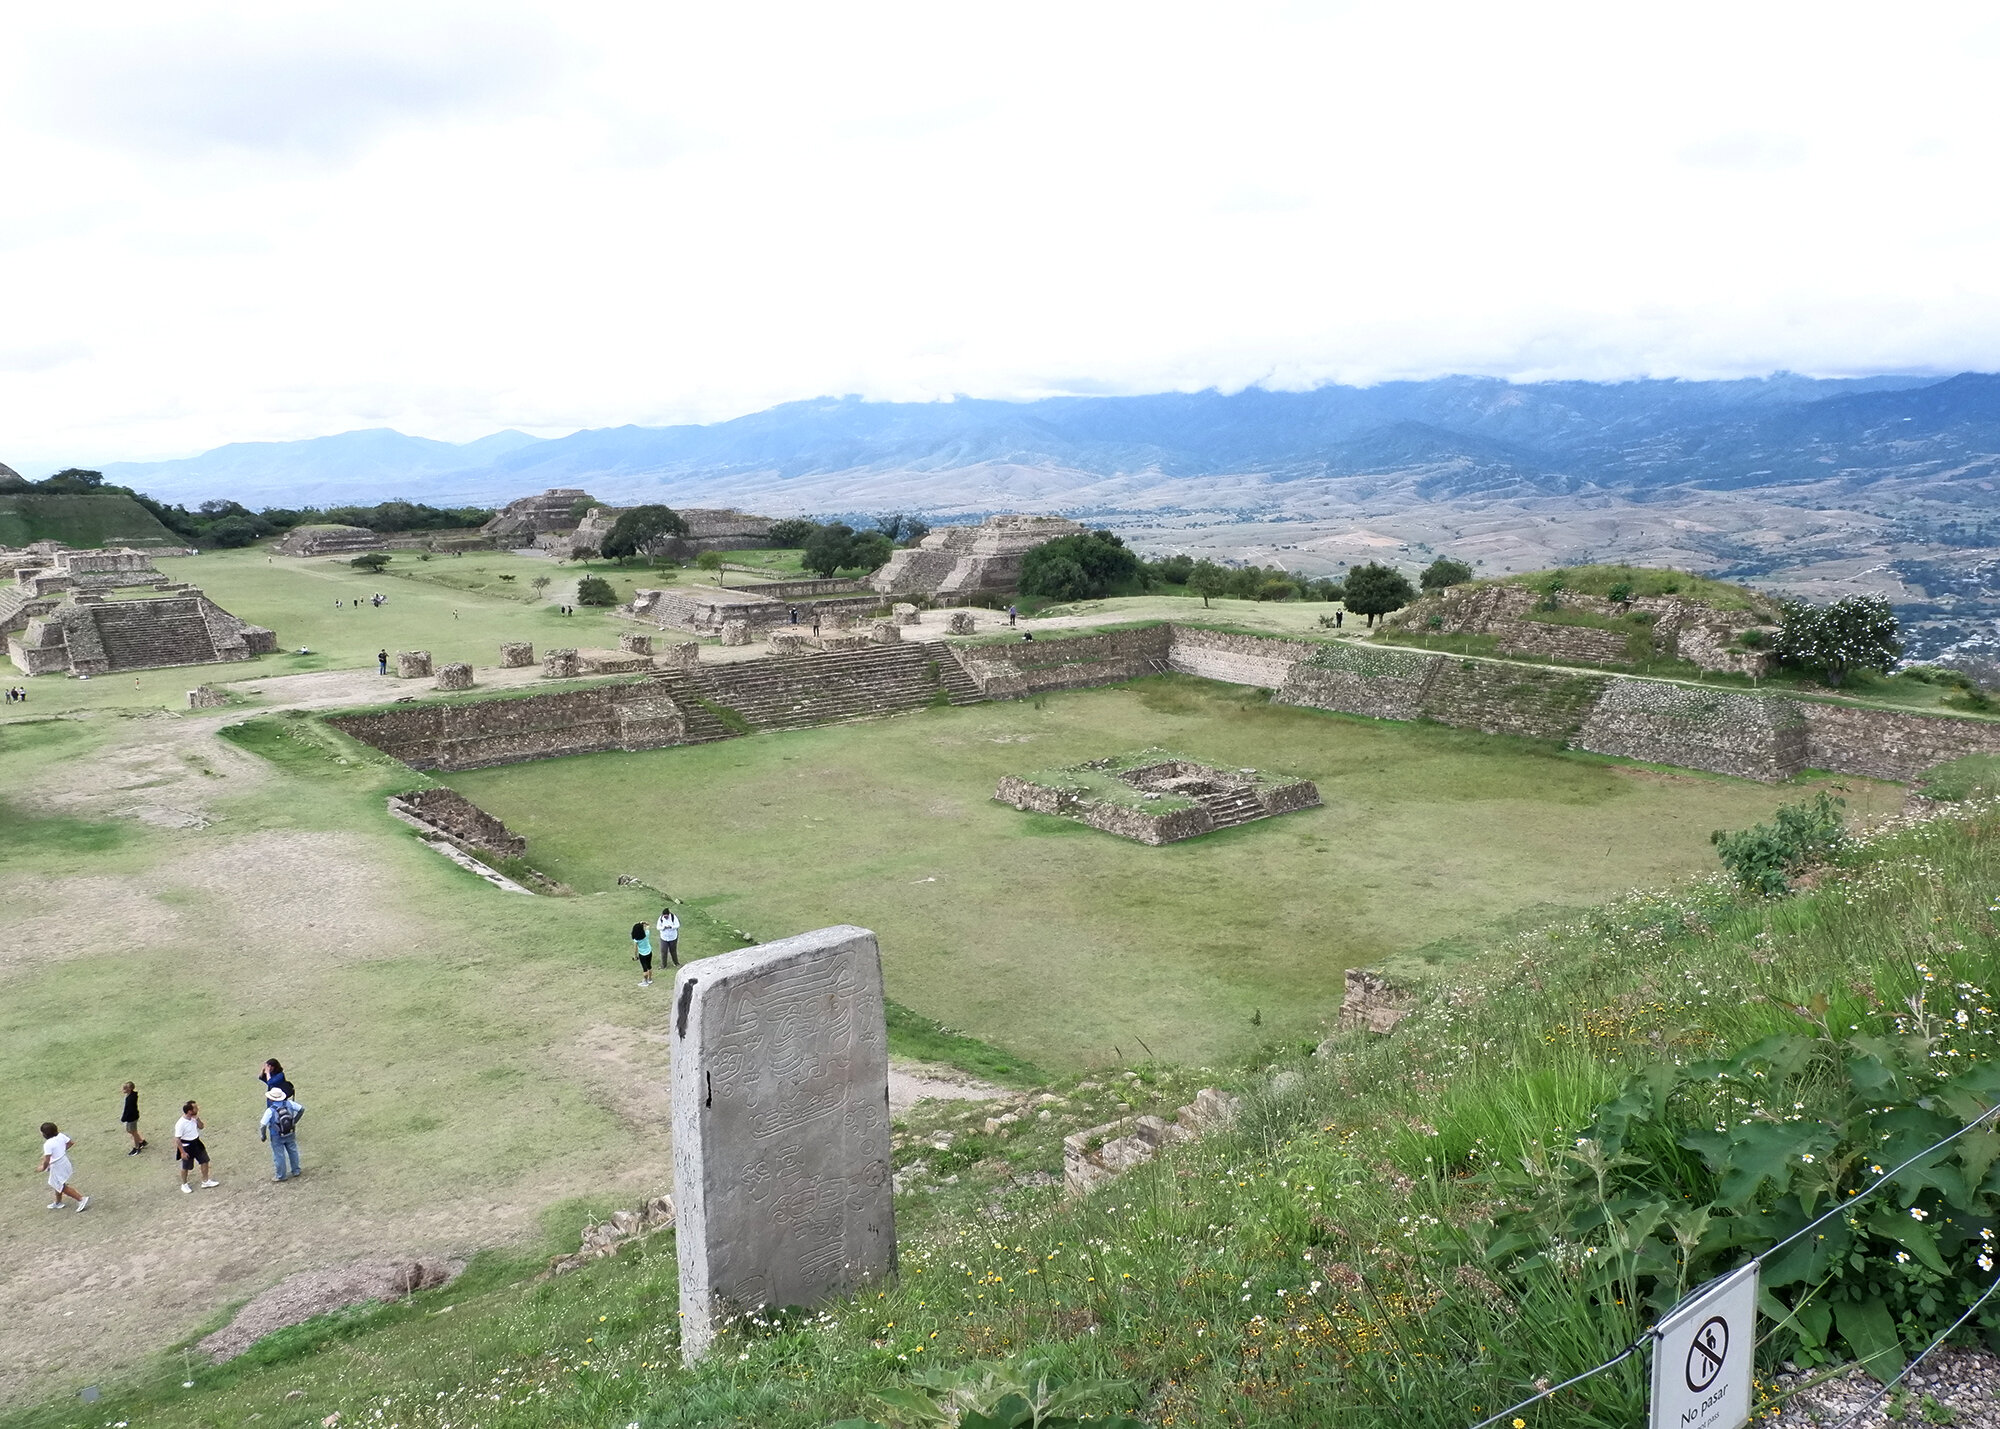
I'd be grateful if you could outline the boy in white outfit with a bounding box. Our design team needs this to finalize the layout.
[656,906,681,968]
[37,1122,88,1212]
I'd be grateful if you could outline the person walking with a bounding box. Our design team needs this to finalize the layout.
[258,1087,305,1181]
[378,649,389,675]
[811,606,822,638]
[1008,604,1018,628]
[631,922,654,987]
[173,1100,218,1193]
[37,1123,88,1212]
[119,1082,146,1154]
[656,905,681,968]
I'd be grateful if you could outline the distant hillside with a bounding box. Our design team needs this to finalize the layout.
[73,373,1978,513]
[0,493,183,549]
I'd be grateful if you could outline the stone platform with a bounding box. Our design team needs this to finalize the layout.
[995,748,1320,844]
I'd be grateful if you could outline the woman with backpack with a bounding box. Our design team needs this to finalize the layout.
[631,922,654,988]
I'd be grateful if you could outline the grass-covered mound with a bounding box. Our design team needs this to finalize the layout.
[0,492,182,548]
[17,802,2000,1429]
[1483,563,1777,615]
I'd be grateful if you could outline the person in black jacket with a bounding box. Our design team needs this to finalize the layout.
[119,1082,146,1155]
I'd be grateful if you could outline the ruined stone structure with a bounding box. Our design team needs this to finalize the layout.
[276,525,385,557]
[396,650,432,679]
[996,751,1320,844]
[386,788,527,858]
[670,926,894,1361]
[618,631,653,656]
[187,684,230,709]
[1065,1087,1242,1196]
[870,514,1086,599]
[1,546,179,652]
[1334,969,1413,1035]
[331,642,987,770]
[434,662,474,691]
[542,648,580,678]
[626,580,877,638]
[483,489,593,544]
[1383,582,1780,677]
[8,589,276,676]
[499,641,535,668]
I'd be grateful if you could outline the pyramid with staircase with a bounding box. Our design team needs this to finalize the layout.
[8,589,277,676]
[994,750,1320,844]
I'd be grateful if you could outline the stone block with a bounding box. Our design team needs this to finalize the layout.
[499,641,535,668]
[869,621,901,644]
[542,648,580,678]
[670,926,894,1362]
[396,650,432,679]
[619,631,654,656]
[769,631,811,656]
[946,611,977,635]
[434,662,474,691]
[720,620,751,646]
[658,640,700,671]
[186,685,229,709]
[893,602,920,626]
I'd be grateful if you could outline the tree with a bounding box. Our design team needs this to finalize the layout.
[575,575,617,606]
[1772,595,1902,686]
[1420,557,1474,591]
[1340,562,1416,625]
[874,513,930,546]
[767,518,818,548]
[848,530,894,572]
[349,551,391,572]
[696,550,725,574]
[1187,560,1227,607]
[1019,530,1140,601]
[802,522,857,578]
[38,468,105,492]
[601,505,690,561]
[530,575,551,595]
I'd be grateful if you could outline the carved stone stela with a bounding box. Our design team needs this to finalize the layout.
[670,926,894,1361]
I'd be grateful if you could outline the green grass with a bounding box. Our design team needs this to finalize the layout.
[884,1000,1048,1085]
[0,492,181,548]
[445,674,1894,1070]
[1485,562,1777,614]
[1918,752,2000,800]
[15,798,1996,1429]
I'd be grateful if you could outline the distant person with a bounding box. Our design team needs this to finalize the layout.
[1008,604,1018,628]
[656,906,681,968]
[259,1087,305,1182]
[788,605,799,624]
[1021,631,1035,642]
[631,922,654,987]
[173,1100,218,1193]
[1335,611,1343,628]
[811,607,822,638]
[378,649,389,674]
[259,1058,294,1098]
[37,1123,88,1212]
[119,1082,145,1154]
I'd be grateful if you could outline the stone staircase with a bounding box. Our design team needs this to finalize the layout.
[89,598,221,670]
[641,672,741,745]
[1193,787,1265,829]
[933,644,989,705]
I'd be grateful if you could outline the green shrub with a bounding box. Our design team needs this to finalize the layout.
[575,575,617,606]
[1606,579,1634,604]
[1710,792,1845,895]
[349,551,390,572]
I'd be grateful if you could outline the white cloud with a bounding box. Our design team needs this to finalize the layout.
[2,0,1999,468]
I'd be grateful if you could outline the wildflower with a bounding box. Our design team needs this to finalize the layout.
[1800,1154,1815,1164]
[1896,1251,1911,1264]
[1911,1207,1929,1221]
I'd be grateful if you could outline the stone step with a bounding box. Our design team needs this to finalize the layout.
[89,601,221,671]
[930,644,989,705]
[1195,789,1266,829]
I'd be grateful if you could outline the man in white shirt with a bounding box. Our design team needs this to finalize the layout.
[37,1122,88,1212]
[173,1100,220,1193]
[656,906,681,968]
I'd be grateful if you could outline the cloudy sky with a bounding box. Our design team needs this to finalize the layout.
[6,1,2000,469]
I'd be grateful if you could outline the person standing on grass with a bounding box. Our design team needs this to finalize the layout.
[38,1123,88,1212]
[631,922,654,987]
[173,1100,218,1193]
[119,1082,146,1154]
[258,1087,305,1182]
[259,1058,294,1099]
[378,649,388,674]
[656,905,681,967]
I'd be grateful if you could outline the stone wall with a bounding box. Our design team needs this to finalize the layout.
[954,625,1173,699]
[1419,660,1609,741]
[1801,702,2000,783]
[330,683,687,771]
[1492,620,1635,666]
[1276,644,1439,721]
[1573,680,1808,782]
[388,788,528,856]
[1166,627,1316,687]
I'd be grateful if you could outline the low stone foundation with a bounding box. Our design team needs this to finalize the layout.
[187,684,229,709]
[499,641,535,668]
[397,650,432,679]
[1334,969,1412,1035]
[996,750,1320,844]
[542,648,579,678]
[434,662,474,691]
[619,632,653,656]
[1065,1088,1242,1196]
[387,788,527,856]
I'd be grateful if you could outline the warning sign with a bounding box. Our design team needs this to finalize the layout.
[1651,1264,1758,1429]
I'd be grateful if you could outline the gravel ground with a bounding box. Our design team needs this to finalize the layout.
[1767,1349,2000,1427]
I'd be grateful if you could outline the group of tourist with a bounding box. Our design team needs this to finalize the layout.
[33,1058,309,1214]
[3,686,27,703]
[334,594,391,609]
[630,905,681,987]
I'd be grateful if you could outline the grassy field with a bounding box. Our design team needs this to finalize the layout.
[447,676,1890,1070]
